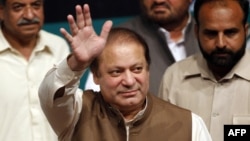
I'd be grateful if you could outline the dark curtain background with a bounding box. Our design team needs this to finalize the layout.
[44,0,140,23]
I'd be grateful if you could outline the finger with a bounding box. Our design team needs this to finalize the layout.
[75,5,85,29]
[60,28,73,43]
[100,20,113,40]
[67,15,78,36]
[83,4,93,27]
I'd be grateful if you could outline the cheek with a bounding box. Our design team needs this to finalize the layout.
[201,41,214,52]
[198,36,215,53]
[229,35,246,51]
[99,77,121,89]
[143,0,152,9]
[37,10,44,18]
[137,72,150,88]
[138,73,149,84]
[99,78,121,102]
[4,17,17,30]
[8,13,21,25]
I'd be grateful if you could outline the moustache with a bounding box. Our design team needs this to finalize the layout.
[17,17,40,26]
[151,2,171,10]
[211,48,233,55]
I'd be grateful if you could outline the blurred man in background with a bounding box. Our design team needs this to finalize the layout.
[159,0,250,141]
[0,0,70,140]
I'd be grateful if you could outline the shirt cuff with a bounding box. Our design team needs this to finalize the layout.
[56,57,86,86]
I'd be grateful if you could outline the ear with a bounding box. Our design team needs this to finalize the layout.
[92,71,100,85]
[0,5,4,21]
[194,23,198,39]
[245,23,249,37]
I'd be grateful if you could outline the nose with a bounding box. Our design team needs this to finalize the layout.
[215,33,226,48]
[154,0,167,4]
[23,6,35,19]
[154,0,166,2]
[122,71,136,86]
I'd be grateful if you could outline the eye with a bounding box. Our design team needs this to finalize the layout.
[12,4,24,11]
[32,1,43,9]
[224,29,238,37]
[109,70,122,77]
[203,30,217,38]
[132,66,143,73]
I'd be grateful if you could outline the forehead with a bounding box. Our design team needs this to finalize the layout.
[142,0,191,3]
[5,0,42,3]
[99,42,145,66]
[199,0,243,17]
[198,1,244,27]
[142,0,191,6]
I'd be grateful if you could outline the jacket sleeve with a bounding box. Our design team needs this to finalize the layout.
[38,57,85,140]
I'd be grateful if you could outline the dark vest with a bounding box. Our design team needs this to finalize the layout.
[72,90,192,141]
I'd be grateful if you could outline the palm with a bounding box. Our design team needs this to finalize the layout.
[70,26,106,64]
[60,4,112,69]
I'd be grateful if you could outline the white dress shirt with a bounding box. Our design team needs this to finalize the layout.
[0,29,70,141]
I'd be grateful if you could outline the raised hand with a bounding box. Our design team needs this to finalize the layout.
[60,4,113,71]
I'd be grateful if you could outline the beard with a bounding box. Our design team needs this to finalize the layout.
[198,38,246,69]
[140,1,187,26]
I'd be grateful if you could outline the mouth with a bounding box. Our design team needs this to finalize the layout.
[151,3,170,12]
[152,6,168,13]
[119,90,138,97]
[214,53,230,58]
[18,22,39,26]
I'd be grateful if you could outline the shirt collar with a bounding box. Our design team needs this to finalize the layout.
[125,96,148,126]
[183,51,250,82]
[0,28,11,52]
[229,50,250,81]
[158,13,192,44]
[0,27,53,54]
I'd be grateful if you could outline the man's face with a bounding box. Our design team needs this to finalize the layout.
[0,0,44,38]
[141,0,191,25]
[93,42,149,111]
[196,1,248,68]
